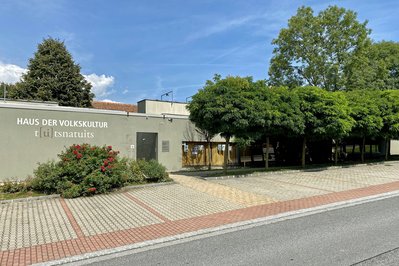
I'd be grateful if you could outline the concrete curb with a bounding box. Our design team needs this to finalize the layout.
[36,189,399,266]
[203,160,399,180]
[118,181,176,191]
[0,194,60,204]
[0,182,175,204]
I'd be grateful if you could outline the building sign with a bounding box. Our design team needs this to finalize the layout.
[16,117,108,139]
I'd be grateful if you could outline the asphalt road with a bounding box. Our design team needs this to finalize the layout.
[83,195,399,266]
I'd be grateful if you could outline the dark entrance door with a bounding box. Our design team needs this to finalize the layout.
[136,132,158,160]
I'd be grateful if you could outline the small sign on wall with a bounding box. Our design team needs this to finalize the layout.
[162,140,170,152]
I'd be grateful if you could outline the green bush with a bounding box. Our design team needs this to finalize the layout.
[63,184,82,198]
[0,180,30,193]
[30,144,170,198]
[31,144,129,198]
[136,159,170,182]
[31,161,61,193]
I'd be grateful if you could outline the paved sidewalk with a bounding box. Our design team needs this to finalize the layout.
[1,162,399,265]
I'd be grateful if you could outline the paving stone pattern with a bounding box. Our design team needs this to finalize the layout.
[0,199,76,251]
[66,193,163,236]
[1,162,399,265]
[129,184,243,220]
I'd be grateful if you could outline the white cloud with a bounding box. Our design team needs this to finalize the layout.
[122,89,129,94]
[0,62,115,99]
[98,99,121,103]
[0,62,26,84]
[84,74,115,98]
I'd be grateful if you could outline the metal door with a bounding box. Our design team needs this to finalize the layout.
[136,132,158,160]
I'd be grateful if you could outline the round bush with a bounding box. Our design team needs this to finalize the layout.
[32,144,128,197]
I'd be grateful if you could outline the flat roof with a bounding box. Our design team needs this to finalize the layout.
[0,101,189,120]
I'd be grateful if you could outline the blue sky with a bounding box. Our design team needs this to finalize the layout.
[0,0,398,104]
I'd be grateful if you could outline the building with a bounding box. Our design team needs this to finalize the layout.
[0,99,236,181]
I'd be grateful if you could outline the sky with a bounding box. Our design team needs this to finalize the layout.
[0,0,398,104]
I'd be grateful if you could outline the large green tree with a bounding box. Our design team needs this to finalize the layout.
[377,90,399,160]
[187,75,257,173]
[269,6,371,91]
[294,87,354,167]
[0,82,17,99]
[13,38,93,107]
[258,86,305,168]
[346,90,383,162]
[347,41,399,90]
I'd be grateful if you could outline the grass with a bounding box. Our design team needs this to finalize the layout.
[0,191,45,201]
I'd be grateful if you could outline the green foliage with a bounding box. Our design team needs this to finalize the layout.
[126,160,146,183]
[347,41,399,90]
[0,82,17,99]
[31,144,127,197]
[377,90,399,139]
[345,90,383,138]
[187,74,262,171]
[294,87,354,139]
[187,75,257,139]
[31,161,61,193]
[136,159,170,182]
[11,38,93,107]
[0,180,30,193]
[262,86,305,137]
[30,144,170,198]
[269,5,371,91]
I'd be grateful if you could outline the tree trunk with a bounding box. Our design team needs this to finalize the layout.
[361,136,366,163]
[385,138,390,161]
[302,136,306,168]
[265,136,270,169]
[223,136,230,175]
[334,140,339,165]
[207,141,212,170]
[352,143,356,155]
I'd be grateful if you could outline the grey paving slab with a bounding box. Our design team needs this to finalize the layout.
[129,184,243,221]
[0,199,76,251]
[65,193,163,236]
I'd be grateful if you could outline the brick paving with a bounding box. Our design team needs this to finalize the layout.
[1,162,399,265]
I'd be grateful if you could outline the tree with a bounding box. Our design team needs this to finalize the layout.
[269,6,371,91]
[195,128,215,170]
[347,41,399,90]
[294,87,354,167]
[187,75,256,173]
[258,86,305,168]
[377,90,399,160]
[12,38,93,107]
[0,82,17,99]
[346,90,383,163]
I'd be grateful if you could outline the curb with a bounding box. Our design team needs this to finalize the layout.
[36,189,399,266]
[118,181,176,192]
[0,194,60,204]
[0,182,176,204]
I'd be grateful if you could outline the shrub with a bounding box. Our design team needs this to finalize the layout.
[136,159,170,183]
[63,185,82,198]
[30,144,171,198]
[31,144,129,198]
[0,180,30,193]
[31,161,61,193]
